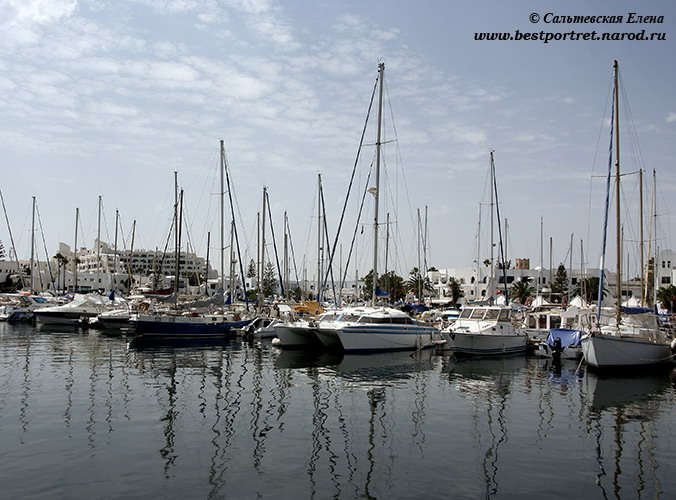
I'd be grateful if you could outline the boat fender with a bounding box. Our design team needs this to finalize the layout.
[671,337,676,354]
[525,297,533,307]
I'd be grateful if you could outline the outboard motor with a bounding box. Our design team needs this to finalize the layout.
[552,337,563,363]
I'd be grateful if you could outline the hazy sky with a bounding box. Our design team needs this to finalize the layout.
[1,0,675,282]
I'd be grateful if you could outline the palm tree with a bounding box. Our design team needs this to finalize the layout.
[404,267,433,300]
[656,285,676,313]
[510,281,534,304]
[447,277,464,305]
[572,276,606,304]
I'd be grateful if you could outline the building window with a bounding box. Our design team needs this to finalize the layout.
[662,276,671,285]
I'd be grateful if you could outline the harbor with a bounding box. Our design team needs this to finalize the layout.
[1,321,675,499]
[3,1,676,498]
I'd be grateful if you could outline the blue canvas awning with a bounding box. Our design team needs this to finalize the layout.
[546,328,582,348]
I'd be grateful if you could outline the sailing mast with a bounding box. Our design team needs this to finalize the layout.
[644,170,656,305]
[220,140,226,293]
[96,195,101,291]
[613,60,622,325]
[30,196,36,293]
[73,207,79,292]
[371,62,385,305]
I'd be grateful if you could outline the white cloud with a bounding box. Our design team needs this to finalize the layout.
[0,0,76,26]
[666,112,676,124]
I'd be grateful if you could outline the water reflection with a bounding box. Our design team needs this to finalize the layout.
[2,321,676,499]
[585,370,673,499]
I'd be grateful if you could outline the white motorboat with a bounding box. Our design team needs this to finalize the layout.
[315,306,439,352]
[33,294,113,325]
[441,305,528,357]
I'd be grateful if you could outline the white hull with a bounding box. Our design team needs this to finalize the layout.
[581,333,673,368]
[315,328,342,349]
[273,322,320,347]
[331,325,439,351]
[442,331,528,356]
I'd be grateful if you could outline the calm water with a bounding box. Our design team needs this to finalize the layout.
[1,322,675,499]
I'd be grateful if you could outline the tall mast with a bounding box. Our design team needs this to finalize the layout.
[638,168,644,305]
[30,196,36,293]
[128,219,136,294]
[371,62,384,305]
[97,195,101,290]
[261,187,267,301]
[613,60,622,323]
[644,170,656,305]
[73,207,79,292]
[0,187,25,290]
[114,209,119,276]
[174,189,183,302]
[220,140,226,292]
[489,151,495,299]
[476,204,481,299]
[284,211,289,299]
[317,174,322,300]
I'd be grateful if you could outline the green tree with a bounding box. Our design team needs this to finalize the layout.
[656,285,676,313]
[572,276,606,303]
[361,270,405,302]
[550,264,569,302]
[447,277,464,305]
[404,267,433,299]
[510,280,534,304]
[260,261,278,297]
[0,273,16,292]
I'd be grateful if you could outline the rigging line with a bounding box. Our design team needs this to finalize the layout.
[100,198,112,246]
[324,69,379,296]
[264,189,285,297]
[597,76,616,322]
[222,142,249,309]
[618,70,648,174]
[319,180,337,303]
[340,165,374,302]
[34,202,54,291]
[285,215,301,298]
[587,73,615,278]
[299,180,319,280]
[0,186,25,289]
[385,78,418,266]
[491,152,509,302]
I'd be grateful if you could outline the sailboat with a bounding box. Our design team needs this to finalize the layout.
[130,145,251,338]
[313,63,439,352]
[440,152,528,356]
[581,61,674,368]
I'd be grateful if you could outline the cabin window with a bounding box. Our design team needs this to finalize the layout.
[459,309,473,319]
[484,309,500,320]
[469,308,486,320]
[498,309,510,322]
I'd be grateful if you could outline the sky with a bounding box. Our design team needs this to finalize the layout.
[1,0,675,283]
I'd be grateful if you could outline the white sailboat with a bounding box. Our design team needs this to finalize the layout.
[581,61,673,369]
[314,62,439,352]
